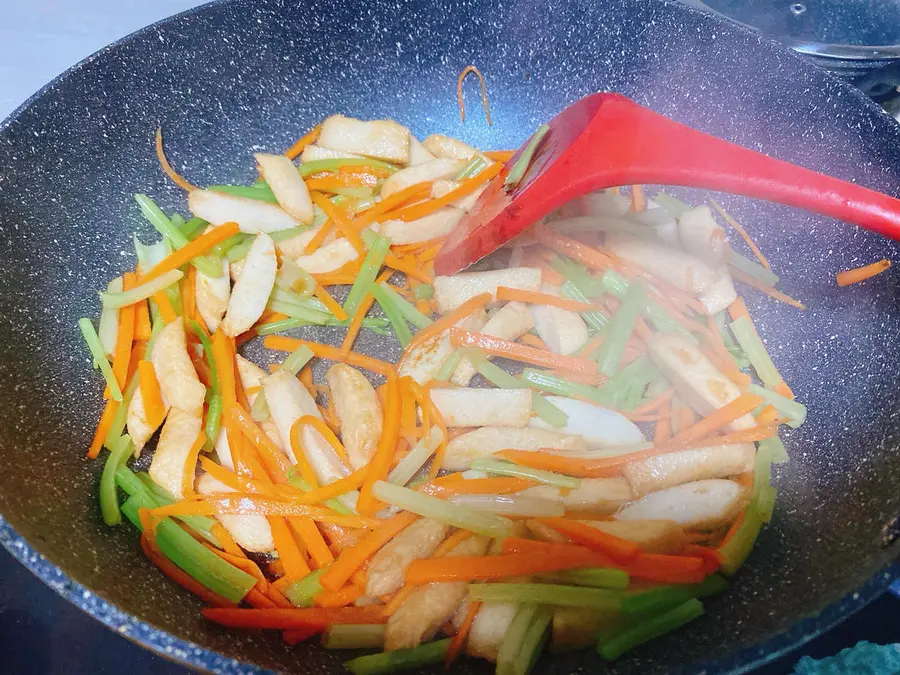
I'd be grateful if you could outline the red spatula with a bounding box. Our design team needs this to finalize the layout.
[434,92,900,274]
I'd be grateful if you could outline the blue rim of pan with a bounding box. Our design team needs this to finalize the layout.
[0,0,897,673]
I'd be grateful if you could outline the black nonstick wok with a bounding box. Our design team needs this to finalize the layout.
[0,0,898,672]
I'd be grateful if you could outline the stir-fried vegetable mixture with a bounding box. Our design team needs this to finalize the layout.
[81,112,806,673]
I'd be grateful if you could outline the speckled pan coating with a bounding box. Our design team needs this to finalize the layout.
[0,0,897,673]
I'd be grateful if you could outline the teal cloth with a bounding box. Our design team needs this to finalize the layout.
[794,641,900,674]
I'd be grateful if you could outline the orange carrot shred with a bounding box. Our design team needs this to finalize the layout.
[483,150,515,162]
[310,191,366,256]
[134,299,152,341]
[155,128,199,192]
[138,361,166,429]
[269,517,312,580]
[731,268,806,309]
[457,65,493,126]
[110,272,137,392]
[289,518,334,569]
[432,529,474,558]
[382,585,416,616]
[313,584,363,609]
[392,162,503,222]
[538,517,640,564]
[284,124,322,160]
[630,185,646,213]
[181,431,207,499]
[264,335,397,378]
[87,398,120,459]
[709,197,771,269]
[445,600,482,668]
[357,376,402,514]
[835,258,891,287]
[139,222,240,285]
[727,297,751,322]
[773,380,795,400]
[313,285,349,321]
[496,286,593,312]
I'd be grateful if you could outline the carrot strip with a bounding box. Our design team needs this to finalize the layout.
[140,536,235,607]
[773,380,795,400]
[432,529,474,558]
[450,328,599,380]
[635,389,674,415]
[727,297,750,322]
[533,224,615,272]
[836,258,891,286]
[626,553,706,584]
[181,431,207,498]
[403,292,491,357]
[284,124,322,160]
[425,477,538,496]
[709,198,770,269]
[209,523,246,558]
[538,517,640,564]
[296,467,369,506]
[341,293,376,354]
[181,266,198,325]
[392,163,503,223]
[384,252,432,283]
[292,415,350,467]
[319,512,418,591]
[405,550,608,585]
[457,65,493,125]
[155,128,199,192]
[229,405,292,483]
[358,183,433,226]
[202,605,387,629]
[244,588,278,609]
[495,450,615,478]
[445,600,482,668]
[313,285,349,321]
[305,174,378,191]
[311,192,366,256]
[134,299,152,341]
[517,333,549,350]
[731,268,806,309]
[483,150,515,162]
[756,405,779,426]
[382,585,416,616]
[211,331,237,408]
[153,496,371,526]
[137,361,166,429]
[653,401,673,445]
[303,218,335,255]
[110,272,137,391]
[87,399,120,459]
[660,393,765,450]
[357,376,401,514]
[269,517,311,580]
[630,185,646,213]
[139,222,240,285]
[313,584,363,609]
[264,335,396,378]
[289,518,334,569]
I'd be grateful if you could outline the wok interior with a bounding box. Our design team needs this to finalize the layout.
[0,0,898,672]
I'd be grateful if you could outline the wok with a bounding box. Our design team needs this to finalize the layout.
[0,0,897,672]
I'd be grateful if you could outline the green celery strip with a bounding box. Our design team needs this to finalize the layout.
[469,458,580,489]
[455,155,487,180]
[757,485,777,523]
[332,186,374,199]
[536,568,630,590]
[718,502,763,575]
[281,344,315,376]
[212,232,252,257]
[598,269,688,337]
[343,232,391,316]
[378,282,432,329]
[250,392,270,421]
[205,394,223,449]
[256,317,309,335]
[78,318,122,401]
[597,598,704,661]
[284,568,326,607]
[226,238,255,262]
[521,368,611,406]
[560,281,608,331]
[99,435,134,526]
[270,225,313,244]
[135,474,222,547]
[729,250,780,287]
[190,321,219,392]
[596,280,647,377]
[98,277,123,360]
[510,606,553,675]
[531,394,568,428]
[504,124,550,188]
[388,427,444,485]
[344,638,450,675]
[372,481,513,538]
[469,584,624,610]
[758,436,790,465]
[496,605,539,675]
[115,465,152,498]
[550,256,607,297]
[729,317,782,388]
[135,194,189,248]
[476,359,524,389]
[621,574,727,615]
[268,300,333,324]
[299,157,399,177]
[747,384,806,428]
[652,192,692,218]
[209,184,278,203]
[121,492,255,603]
[100,269,184,310]
[103,376,140,448]
[413,283,434,301]
[133,235,169,271]
[598,356,660,411]
[179,216,208,240]
[322,624,385,650]
[288,475,354,515]
[369,282,412,347]
[435,350,462,381]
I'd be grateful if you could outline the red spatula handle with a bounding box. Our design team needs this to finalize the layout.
[575,95,900,240]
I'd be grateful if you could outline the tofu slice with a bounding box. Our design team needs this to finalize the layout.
[529,284,589,355]
[678,205,728,266]
[528,396,645,448]
[365,519,450,597]
[584,519,687,554]
[467,602,519,661]
[188,189,297,234]
[127,385,168,455]
[384,534,489,650]
[148,407,202,500]
[623,442,755,498]
[450,301,534,386]
[430,179,487,212]
[150,317,206,414]
[381,158,465,199]
[195,255,230,333]
[421,134,479,160]
[561,477,633,515]
[274,225,329,259]
[398,309,486,385]
[222,233,277,337]
[255,153,314,224]
[293,236,359,274]
[443,427,586,471]
[379,207,464,245]
[697,271,738,316]
[605,231,720,294]
[433,267,542,314]
[300,144,363,163]
[318,115,410,163]
[616,479,748,529]
[648,334,755,430]
[429,387,532,428]
[325,364,383,471]
[408,136,436,165]
[196,473,275,553]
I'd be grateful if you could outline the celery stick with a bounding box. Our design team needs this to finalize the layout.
[179,216,208,240]
[757,485,777,523]
[99,434,134,526]
[510,606,553,675]
[369,282,412,347]
[598,269,688,337]
[470,458,579,488]
[134,474,221,546]
[189,320,219,393]
[747,384,806,428]
[103,376,139,448]
[434,350,462,382]
[372,481,513,538]
[344,233,391,316]
[135,194,189,249]
[288,475,354,515]
[652,192,692,218]
[505,124,550,188]
[100,269,184,310]
[256,317,309,335]
[729,249,780,287]
[477,359,526,389]
[413,283,434,301]
[133,235,169,272]
[759,436,790,464]
[344,639,450,675]
[560,281,608,331]
[284,568,326,607]
[378,282,432,329]
[226,238,255,262]
[531,394,568,428]
[299,157,399,177]
[496,605,539,675]
[521,368,612,406]
[98,277,123,359]
[209,184,278,203]
[469,584,624,610]
[455,155,487,180]
[596,280,646,377]
[536,568,629,590]
[388,427,443,485]
[718,502,763,576]
[205,393,223,451]
[78,318,122,401]
[322,624,385,650]
[597,598,704,661]
[729,317,782,388]
[270,225,313,244]
[621,574,726,615]
[281,344,315,376]
[249,391,270,421]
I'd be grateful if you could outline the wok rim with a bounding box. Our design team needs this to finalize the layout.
[0,0,897,672]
